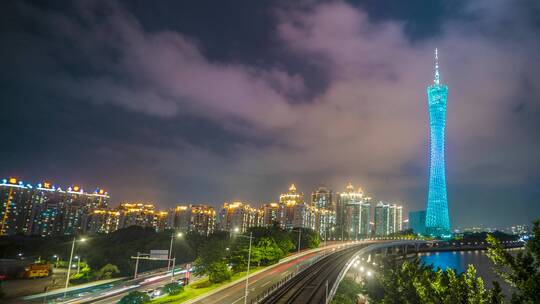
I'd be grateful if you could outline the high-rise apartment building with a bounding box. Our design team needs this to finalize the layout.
[374,202,403,236]
[83,209,120,234]
[279,184,304,205]
[311,186,333,209]
[168,204,216,235]
[316,208,336,240]
[0,178,34,235]
[278,184,315,229]
[1,177,110,236]
[217,201,259,232]
[261,203,280,226]
[336,183,370,240]
[118,203,158,230]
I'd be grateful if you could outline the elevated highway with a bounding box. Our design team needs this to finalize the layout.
[257,240,426,304]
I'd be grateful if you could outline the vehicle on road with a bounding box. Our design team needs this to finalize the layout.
[18,263,51,279]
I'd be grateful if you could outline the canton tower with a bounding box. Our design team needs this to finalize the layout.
[425,49,450,236]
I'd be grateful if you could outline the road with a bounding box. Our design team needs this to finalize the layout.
[20,265,185,304]
[20,241,361,304]
[187,242,366,304]
[260,245,366,304]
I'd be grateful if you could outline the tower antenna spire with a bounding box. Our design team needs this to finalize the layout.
[434,48,440,85]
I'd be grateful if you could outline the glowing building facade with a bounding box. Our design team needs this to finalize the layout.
[168,204,216,235]
[336,183,370,240]
[1,177,110,236]
[0,178,33,235]
[374,202,403,236]
[83,209,120,234]
[218,201,259,232]
[425,49,451,236]
[261,203,280,226]
[311,186,333,209]
[118,203,159,230]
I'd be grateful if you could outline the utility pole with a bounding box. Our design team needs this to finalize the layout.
[170,258,176,282]
[63,238,76,299]
[297,228,302,255]
[168,233,174,270]
[325,280,329,304]
[244,232,253,304]
[134,252,140,279]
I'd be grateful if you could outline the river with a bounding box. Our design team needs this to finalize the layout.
[419,250,513,296]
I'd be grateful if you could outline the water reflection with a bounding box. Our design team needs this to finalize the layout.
[419,250,510,295]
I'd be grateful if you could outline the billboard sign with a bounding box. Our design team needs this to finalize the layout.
[150,250,169,260]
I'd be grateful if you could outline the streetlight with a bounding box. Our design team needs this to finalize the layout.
[64,237,86,298]
[74,256,81,274]
[292,228,302,255]
[237,232,253,304]
[53,255,60,268]
[168,232,184,271]
[230,231,254,304]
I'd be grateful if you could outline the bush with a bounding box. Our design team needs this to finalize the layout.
[94,263,120,280]
[331,277,363,304]
[163,282,184,295]
[191,278,212,288]
[208,261,231,283]
[119,291,150,304]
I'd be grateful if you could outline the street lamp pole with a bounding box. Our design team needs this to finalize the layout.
[297,228,302,255]
[76,256,80,274]
[168,232,183,271]
[244,232,252,304]
[53,255,59,268]
[168,233,174,270]
[63,238,76,298]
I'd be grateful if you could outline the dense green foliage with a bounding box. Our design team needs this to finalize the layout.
[194,225,318,283]
[363,257,504,304]
[163,282,184,295]
[0,225,320,285]
[331,277,364,304]
[487,220,540,304]
[0,226,202,277]
[94,263,120,280]
[119,291,151,304]
[192,231,231,283]
[460,231,517,243]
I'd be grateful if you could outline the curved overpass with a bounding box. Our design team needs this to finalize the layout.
[257,240,427,304]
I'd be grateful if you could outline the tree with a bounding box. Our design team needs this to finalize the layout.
[193,232,231,283]
[487,220,540,304]
[118,291,150,304]
[256,237,285,265]
[297,228,320,249]
[163,282,184,295]
[331,277,363,304]
[208,261,232,283]
[363,257,503,304]
[94,263,120,280]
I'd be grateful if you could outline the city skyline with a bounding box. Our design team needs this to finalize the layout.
[1,1,540,229]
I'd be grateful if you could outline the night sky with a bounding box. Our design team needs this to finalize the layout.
[1,0,539,228]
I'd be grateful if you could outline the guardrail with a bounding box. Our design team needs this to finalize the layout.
[250,250,329,304]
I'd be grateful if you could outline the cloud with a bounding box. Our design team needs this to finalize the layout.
[2,0,539,226]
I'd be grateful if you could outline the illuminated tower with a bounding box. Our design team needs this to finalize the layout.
[425,49,451,236]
